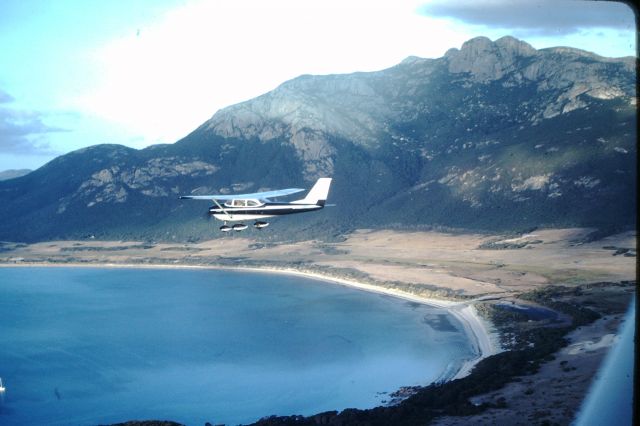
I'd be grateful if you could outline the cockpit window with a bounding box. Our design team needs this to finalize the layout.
[224,199,262,208]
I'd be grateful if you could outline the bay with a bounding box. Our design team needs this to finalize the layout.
[0,267,475,425]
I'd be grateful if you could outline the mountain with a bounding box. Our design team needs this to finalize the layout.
[0,36,635,242]
[0,169,31,181]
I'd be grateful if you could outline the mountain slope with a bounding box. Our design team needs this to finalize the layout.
[0,169,32,181]
[0,36,635,242]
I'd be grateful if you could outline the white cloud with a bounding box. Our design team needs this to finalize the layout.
[73,0,470,147]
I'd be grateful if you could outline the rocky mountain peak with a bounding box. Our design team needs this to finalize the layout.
[199,72,389,178]
[194,35,635,180]
[493,35,537,55]
[202,72,383,140]
[445,36,538,81]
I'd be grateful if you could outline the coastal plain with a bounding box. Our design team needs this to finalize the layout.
[0,227,636,424]
[2,228,634,297]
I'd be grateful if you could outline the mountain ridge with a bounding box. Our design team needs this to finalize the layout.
[0,169,32,181]
[0,36,635,242]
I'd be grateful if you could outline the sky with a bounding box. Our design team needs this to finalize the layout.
[0,0,636,172]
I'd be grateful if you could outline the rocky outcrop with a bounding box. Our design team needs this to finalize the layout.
[200,73,392,179]
[67,158,218,208]
[446,36,538,81]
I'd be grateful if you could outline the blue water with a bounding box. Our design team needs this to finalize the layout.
[0,267,475,425]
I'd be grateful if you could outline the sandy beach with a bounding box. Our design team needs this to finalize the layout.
[240,266,502,380]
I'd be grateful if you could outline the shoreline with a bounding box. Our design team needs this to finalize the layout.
[238,266,500,380]
[0,261,500,382]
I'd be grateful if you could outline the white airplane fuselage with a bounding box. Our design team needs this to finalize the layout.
[210,201,324,222]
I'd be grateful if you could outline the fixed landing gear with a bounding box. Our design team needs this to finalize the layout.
[219,221,270,232]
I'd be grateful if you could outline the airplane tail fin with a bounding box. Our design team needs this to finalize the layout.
[292,178,332,206]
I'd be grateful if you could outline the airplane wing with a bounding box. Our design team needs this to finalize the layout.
[180,187,305,201]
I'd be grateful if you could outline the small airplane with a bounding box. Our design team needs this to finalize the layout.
[180,178,332,232]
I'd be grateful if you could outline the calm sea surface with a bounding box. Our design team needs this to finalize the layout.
[0,267,475,425]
